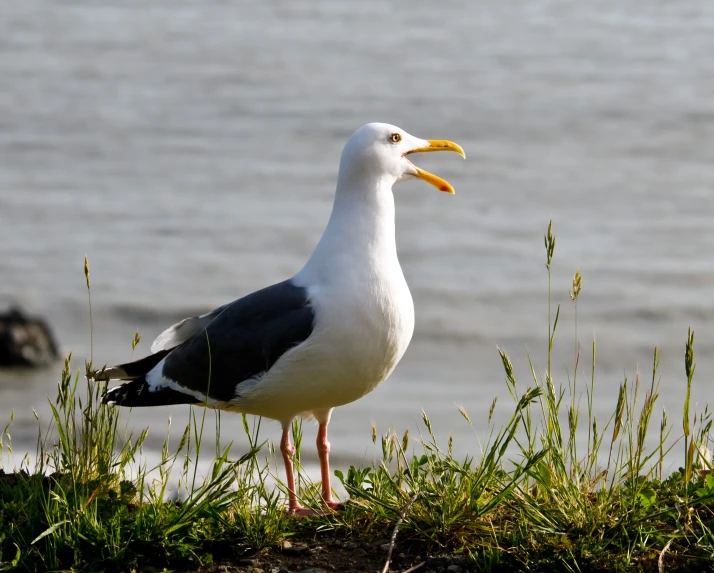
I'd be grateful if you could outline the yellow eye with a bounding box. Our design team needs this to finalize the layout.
[390,133,402,143]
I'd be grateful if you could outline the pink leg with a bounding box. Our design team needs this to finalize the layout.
[280,427,302,515]
[280,426,321,517]
[317,422,341,509]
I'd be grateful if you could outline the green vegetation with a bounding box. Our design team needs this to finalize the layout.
[1,223,713,572]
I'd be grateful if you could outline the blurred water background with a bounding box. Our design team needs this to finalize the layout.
[1,0,713,477]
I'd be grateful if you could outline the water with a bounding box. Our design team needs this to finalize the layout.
[2,0,714,475]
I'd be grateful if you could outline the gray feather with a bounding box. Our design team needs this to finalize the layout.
[150,304,228,353]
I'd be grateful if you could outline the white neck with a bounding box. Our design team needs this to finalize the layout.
[296,173,399,284]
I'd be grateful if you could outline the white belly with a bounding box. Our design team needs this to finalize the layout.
[229,269,415,423]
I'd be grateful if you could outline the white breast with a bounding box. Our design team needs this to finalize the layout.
[231,259,414,423]
[303,258,415,396]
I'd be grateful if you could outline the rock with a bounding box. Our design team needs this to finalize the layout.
[300,569,324,573]
[350,548,368,558]
[0,307,59,367]
[281,542,310,555]
[379,543,391,553]
[446,566,463,573]
[238,559,258,566]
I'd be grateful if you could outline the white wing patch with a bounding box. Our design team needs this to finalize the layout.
[145,358,207,401]
[150,305,228,353]
[144,358,249,407]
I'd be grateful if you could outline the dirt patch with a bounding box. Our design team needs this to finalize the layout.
[193,533,472,573]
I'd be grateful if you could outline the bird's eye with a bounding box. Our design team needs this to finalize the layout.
[389,133,402,143]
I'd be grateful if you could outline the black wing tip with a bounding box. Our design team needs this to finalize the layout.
[98,350,172,381]
[102,380,141,406]
[103,378,201,408]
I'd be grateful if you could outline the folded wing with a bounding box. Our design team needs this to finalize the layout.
[101,280,315,406]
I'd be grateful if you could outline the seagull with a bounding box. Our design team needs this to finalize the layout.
[99,123,464,516]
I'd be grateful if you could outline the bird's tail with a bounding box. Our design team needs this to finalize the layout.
[102,377,200,407]
[95,349,200,407]
[92,349,171,381]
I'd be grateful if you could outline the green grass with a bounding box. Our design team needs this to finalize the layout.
[1,221,713,572]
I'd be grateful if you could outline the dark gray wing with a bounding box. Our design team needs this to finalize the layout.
[160,279,314,402]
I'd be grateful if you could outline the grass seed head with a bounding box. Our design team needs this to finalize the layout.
[381,432,393,461]
[498,347,516,389]
[569,269,582,301]
[685,328,695,381]
[421,410,433,434]
[488,398,497,424]
[458,405,472,425]
[84,256,90,288]
[544,220,556,270]
[684,329,695,439]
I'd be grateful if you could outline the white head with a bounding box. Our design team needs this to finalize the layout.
[337,122,465,194]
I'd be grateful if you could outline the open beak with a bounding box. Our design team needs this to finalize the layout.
[404,140,465,194]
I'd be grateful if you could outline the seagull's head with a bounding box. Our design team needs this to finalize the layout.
[339,122,465,194]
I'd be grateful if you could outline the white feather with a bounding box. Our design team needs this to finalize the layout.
[150,305,227,353]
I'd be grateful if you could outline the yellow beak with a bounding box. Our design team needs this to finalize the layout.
[405,140,465,194]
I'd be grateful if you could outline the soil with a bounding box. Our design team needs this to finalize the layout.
[192,533,473,573]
